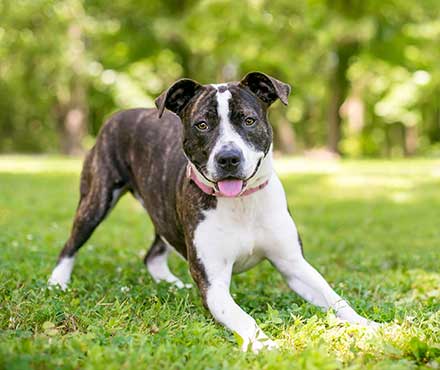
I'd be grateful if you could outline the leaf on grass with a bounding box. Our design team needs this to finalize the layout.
[42,321,55,330]
[45,328,59,336]
[42,321,59,336]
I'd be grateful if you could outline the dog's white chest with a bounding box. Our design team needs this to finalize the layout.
[194,177,287,276]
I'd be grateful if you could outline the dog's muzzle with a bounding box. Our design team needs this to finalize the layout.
[186,164,269,198]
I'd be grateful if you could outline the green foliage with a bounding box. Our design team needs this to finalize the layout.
[0,1,440,154]
[1,156,440,369]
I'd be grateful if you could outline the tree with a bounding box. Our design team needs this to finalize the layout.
[0,0,439,157]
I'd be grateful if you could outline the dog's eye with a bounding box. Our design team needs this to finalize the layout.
[194,121,209,131]
[244,117,256,127]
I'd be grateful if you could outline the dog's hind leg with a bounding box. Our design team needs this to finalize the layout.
[49,151,126,290]
[144,235,191,289]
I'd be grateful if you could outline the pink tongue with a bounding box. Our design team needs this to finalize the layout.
[217,180,244,197]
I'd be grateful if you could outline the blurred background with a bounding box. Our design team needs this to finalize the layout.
[1,0,440,158]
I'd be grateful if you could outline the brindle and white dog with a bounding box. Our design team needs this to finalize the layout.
[49,72,376,352]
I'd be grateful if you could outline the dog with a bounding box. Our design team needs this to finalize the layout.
[49,72,375,352]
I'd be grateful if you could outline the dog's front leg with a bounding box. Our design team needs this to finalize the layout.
[266,211,375,326]
[188,256,276,352]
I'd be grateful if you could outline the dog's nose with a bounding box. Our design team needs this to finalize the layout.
[215,149,242,171]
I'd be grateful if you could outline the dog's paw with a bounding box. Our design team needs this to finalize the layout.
[239,331,278,353]
[173,280,193,289]
[335,303,380,329]
[151,274,192,290]
[48,258,74,291]
[363,319,381,330]
[349,316,381,331]
[47,277,69,291]
[249,337,278,353]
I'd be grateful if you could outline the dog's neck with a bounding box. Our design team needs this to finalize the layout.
[187,146,274,198]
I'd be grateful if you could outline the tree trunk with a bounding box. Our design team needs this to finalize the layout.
[277,116,296,154]
[384,124,391,157]
[327,43,357,154]
[327,86,342,154]
[404,125,418,156]
[59,82,87,155]
[271,107,296,155]
[57,23,88,155]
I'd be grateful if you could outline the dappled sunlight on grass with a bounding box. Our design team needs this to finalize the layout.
[275,157,342,175]
[281,314,382,362]
[389,191,413,204]
[278,313,440,367]
[0,155,82,174]
[398,269,440,304]
[432,166,440,178]
[330,174,416,189]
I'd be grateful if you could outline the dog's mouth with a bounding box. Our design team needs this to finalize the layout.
[214,178,245,197]
[190,157,264,197]
[213,158,263,197]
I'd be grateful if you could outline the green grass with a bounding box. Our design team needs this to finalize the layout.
[1,155,440,369]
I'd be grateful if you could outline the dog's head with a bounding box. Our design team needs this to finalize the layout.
[155,72,290,196]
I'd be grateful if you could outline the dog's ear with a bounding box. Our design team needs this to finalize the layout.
[155,78,203,118]
[239,72,291,106]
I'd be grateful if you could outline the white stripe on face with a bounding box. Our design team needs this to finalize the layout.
[207,85,263,179]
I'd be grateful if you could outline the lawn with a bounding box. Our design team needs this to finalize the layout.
[1,156,439,370]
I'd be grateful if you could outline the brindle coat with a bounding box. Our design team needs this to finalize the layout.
[57,73,289,301]
[51,72,376,352]
[58,108,217,292]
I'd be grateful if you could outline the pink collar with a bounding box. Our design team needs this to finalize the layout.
[186,164,269,198]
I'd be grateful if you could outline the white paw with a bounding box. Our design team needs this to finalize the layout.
[48,276,69,291]
[173,280,193,289]
[336,304,380,328]
[250,338,278,353]
[364,319,381,329]
[240,332,278,353]
[48,257,74,291]
[348,316,380,330]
